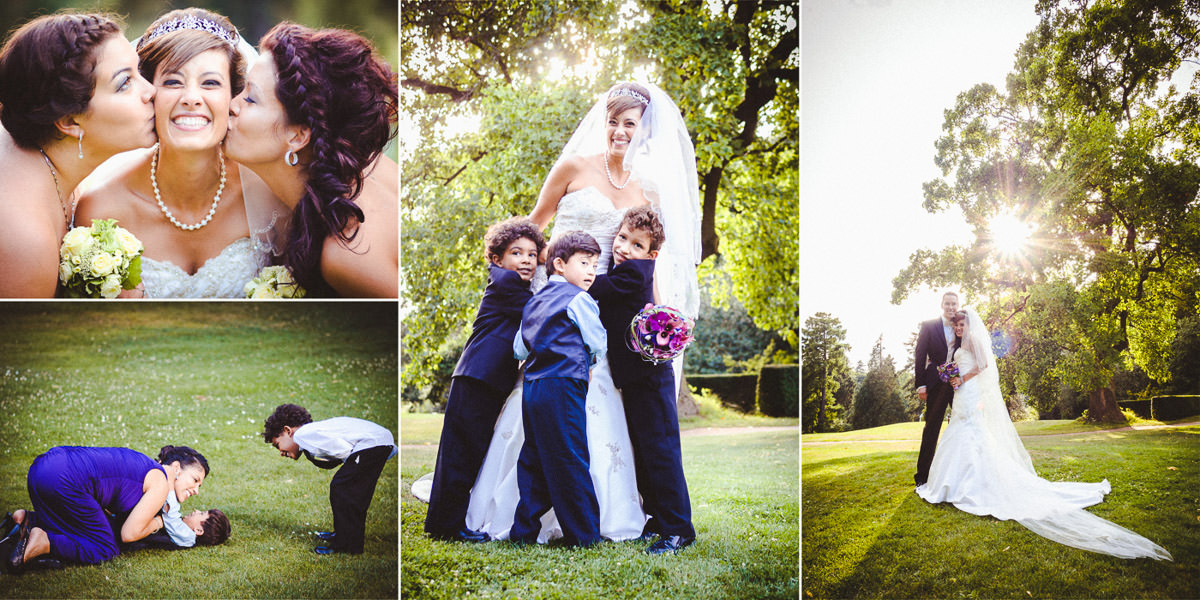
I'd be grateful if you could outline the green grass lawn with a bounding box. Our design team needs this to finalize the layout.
[401,403,799,599]
[0,303,398,599]
[802,422,1200,599]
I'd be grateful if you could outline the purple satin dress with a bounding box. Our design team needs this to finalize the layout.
[27,446,163,564]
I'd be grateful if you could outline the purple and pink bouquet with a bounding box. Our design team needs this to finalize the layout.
[937,361,961,390]
[627,304,695,364]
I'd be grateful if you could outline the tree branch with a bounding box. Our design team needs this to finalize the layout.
[402,77,476,103]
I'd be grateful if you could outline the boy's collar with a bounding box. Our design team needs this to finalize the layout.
[548,274,566,283]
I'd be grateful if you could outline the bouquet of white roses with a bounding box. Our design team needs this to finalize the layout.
[244,265,306,298]
[59,219,144,298]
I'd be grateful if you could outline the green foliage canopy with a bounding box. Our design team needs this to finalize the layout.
[401,1,798,390]
[892,0,1200,402]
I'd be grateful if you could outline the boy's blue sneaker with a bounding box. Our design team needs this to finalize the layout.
[313,531,335,541]
[313,546,336,555]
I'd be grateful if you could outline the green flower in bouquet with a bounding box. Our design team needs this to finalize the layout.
[58,219,143,298]
[244,265,306,298]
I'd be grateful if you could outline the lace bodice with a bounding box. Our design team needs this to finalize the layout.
[141,237,265,298]
[532,187,631,291]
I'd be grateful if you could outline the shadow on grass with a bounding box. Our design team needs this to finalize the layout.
[803,428,1200,599]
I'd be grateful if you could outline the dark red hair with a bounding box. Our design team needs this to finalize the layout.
[0,13,123,150]
[260,22,398,296]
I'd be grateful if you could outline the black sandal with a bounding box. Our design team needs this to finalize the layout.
[7,519,31,575]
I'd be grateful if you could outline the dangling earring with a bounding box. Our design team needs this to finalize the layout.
[285,149,299,166]
[77,131,84,160]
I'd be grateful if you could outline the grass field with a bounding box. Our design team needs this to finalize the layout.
[802,420,1200,599]
[400,399,799,599]
[0,302,398,599]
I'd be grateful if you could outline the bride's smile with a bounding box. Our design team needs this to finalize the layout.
[152,48,231,151]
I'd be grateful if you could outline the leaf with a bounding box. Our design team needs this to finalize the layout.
[1167,466,1177,470]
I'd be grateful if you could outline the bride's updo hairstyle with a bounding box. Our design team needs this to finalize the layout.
[260,22,398,296]
[0,13,123,150]
[606,82,651,118]
[157,444,211,476]
[136,8,244,97]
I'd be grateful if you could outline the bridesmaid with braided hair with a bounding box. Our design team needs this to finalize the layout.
[0,13,156,297]
[226,22,397,297]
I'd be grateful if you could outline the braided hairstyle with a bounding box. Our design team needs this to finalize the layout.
[0,13,123,150]
[157,445,211,476]
[260,22,398,296]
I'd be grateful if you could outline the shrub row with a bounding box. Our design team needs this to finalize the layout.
[1118,395,1200,421]
[687,364,799,417]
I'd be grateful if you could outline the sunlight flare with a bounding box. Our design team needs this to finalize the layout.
[988,212,1034,257]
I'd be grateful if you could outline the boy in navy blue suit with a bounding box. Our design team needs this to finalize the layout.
[510,231,606,547]
[425,217,545,542]
[588,206,696,554]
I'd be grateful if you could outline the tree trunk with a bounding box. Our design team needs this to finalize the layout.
[1086,387,1126,423]
[676,372,699,418]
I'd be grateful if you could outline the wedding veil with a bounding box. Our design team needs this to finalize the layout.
[557,82,702,319]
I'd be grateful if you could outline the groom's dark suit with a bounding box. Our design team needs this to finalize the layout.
[913,316,956,486]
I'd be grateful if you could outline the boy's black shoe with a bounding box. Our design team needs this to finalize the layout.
[635,518,660,542]
[432,528,489,543]
[645,535,694,555]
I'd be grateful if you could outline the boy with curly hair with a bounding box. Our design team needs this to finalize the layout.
[425,216,544,542]
[262,403,395,555]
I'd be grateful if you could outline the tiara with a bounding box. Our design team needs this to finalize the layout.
[144,15,238,47]
[609,88,648,106]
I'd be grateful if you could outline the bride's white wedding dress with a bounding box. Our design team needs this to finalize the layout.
[462,187,647,542]
[140,237,265,298]
[917,336,1172,560]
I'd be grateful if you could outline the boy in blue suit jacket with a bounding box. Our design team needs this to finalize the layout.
[425,217,545,542]
[510,231,606,547]
[588,206,696,554]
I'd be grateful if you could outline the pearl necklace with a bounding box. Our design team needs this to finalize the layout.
[150,143,226,231]
[38,149,72,227]
[604,151,633,190]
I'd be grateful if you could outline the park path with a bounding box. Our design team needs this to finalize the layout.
[400,424,799,450]
[801,420,1200,446]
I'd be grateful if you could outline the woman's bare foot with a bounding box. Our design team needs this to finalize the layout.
[23,527,49,562]
[12,509,26,525]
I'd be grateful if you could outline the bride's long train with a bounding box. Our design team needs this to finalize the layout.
[917,313,1172,561]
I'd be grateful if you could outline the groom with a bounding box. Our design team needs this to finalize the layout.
[913,291,959,487]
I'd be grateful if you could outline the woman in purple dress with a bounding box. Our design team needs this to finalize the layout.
[1,445,210,573]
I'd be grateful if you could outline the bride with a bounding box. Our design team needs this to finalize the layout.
[917,309,1172,560]
[415,82,700,543]
[75,8,286,298]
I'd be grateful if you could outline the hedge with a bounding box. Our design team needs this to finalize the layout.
[757,364,799,417]
[1119,395,1200,421]
[687,373,758,413]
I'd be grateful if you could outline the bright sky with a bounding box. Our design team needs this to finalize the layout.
[800,0,1040,366]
